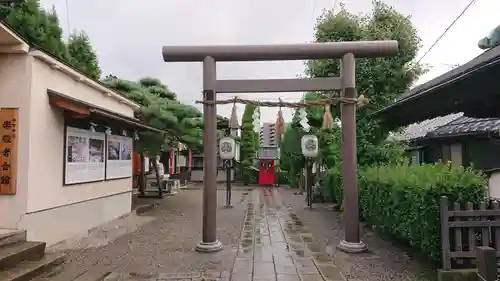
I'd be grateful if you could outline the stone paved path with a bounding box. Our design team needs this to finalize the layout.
[229,188,345,281]
[100,188,345,281]
[279,188,435,281]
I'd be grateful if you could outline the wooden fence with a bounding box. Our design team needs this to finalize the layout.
[440,196,500,270]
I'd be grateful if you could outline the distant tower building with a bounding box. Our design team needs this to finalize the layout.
[259,122,277,147]
[257,122,279,186]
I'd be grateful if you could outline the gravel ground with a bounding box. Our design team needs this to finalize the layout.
[43,186,436,281]
[47,187,250,276]
[277,188,436,281]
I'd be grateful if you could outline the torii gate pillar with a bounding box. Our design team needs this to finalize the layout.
[162,41,398,253]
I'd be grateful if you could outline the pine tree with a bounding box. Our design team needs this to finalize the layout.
[239,104,257,184]
[2,1,69,60]
[2,0,102,79]
[67,31,101,80]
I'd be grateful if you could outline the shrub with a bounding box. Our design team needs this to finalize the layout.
[237,160,257,185]
[321,167,342,204]
[287,169,300,189]
[323,162,486,262]
[277,170,289,186]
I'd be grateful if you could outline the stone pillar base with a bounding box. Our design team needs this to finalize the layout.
[337,240,367,253]
[195,240,223,253]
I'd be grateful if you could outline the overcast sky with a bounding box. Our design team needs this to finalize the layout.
[39,0,499,123]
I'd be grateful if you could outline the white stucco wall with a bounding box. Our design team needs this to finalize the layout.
[489,171,500,199]
[26,57,133,211]
[22,191,131,245]
[0,54,32,229]
[30,52,135,118]
[18,56,134,244]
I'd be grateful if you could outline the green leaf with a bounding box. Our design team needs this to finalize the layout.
[302,0,426,167]
[67,30,101,79]
[102,76,205,153]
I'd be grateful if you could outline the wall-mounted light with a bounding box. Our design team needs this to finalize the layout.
[134,131,139,140]
[122,129,127,137]
[105,127,112,135]
[89,122,97,132]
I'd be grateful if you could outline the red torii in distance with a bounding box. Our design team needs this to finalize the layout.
[162,41,399,253]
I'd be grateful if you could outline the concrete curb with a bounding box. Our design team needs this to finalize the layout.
[132,183,196,215]
[181,186,255,191]
[180,182,257,191]
[134,203,159,215]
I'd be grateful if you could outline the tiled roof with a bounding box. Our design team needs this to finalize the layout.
[389,113,463,141]
[428,116,500,137]
[390,113,500,142]
[372,45,500,128]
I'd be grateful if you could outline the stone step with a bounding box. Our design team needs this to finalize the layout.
[31,263,78,280]
[34,265,110,281]
[0,241,46,269]
[72,270,110,281]
[0,230,27,248]
[0,253,64,281]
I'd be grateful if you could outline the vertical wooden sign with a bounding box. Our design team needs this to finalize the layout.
[0,108,18,195]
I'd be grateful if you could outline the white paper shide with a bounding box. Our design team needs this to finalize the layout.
[301,134,319,158]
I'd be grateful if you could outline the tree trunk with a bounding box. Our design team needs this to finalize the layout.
[226,160,232,206]
[306,160,313,208]
[298,169,304,195]
[153,159,163,199]
[317,157,322,185]
[243,167,249,185]
[139,152,146,196]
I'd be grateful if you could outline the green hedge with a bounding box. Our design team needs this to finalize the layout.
[322,163,486,262]
[277,171,289,186]
[321,167,342,204]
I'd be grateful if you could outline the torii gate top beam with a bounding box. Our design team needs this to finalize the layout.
[162,40,399,62]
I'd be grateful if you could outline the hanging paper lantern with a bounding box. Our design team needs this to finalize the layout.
[301,135,319,158]
[219,137,236,160]
[321,104,334,130]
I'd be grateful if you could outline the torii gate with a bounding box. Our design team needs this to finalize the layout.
[162,41,398,253]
